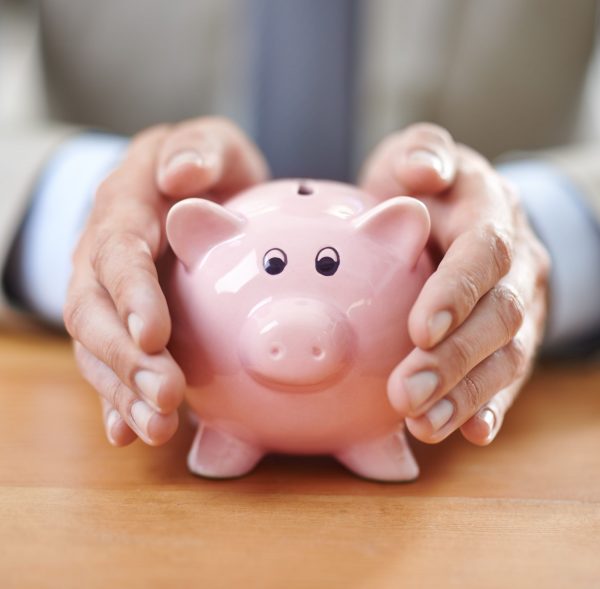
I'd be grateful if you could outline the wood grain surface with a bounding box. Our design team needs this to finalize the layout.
[0,330,599,589]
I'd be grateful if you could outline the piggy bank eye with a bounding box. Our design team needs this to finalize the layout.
[315,247,340,276]
[263,248,287,275]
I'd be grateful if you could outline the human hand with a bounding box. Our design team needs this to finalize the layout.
[64,118,269,446]
[360,124,550,445]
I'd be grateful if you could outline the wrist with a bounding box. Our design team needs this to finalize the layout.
[497,159,600,350]
[7,132,129,324]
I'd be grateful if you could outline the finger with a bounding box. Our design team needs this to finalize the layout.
[156,116,269,199]
[405,335,528,444]
[64,278,186,415]
[100,397,137,447]
[408,221,514,349]
[86,127,174,353]
[459,381,522,446]
[388,283,525,417]
[408,155,517,349]
[89,227,171,354]
[359,123,457,199]
[75,343,179,446]
[402,219,547,444]
[461,276,546,446]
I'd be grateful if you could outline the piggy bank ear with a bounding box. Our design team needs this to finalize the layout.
[166,198,246,270]
[353,197,430,268]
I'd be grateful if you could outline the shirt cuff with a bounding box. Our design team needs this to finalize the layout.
[497,160,600,350]
[7,132,129,325]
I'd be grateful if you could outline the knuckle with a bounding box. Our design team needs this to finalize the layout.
[91,230,150,280]
[461,373,484,409]
[447,333,474,378]
[107,379,125,414]
[492,285,525,339]
[102,337,137,384]
[482,223,513,278]
[88,229,158,315]
[113,262,156,309]
[454,270,481,313]
[89,230,114,276]
[102,336,124,374]
[115,230,144,253]
[63,293,86,337]
[110,269,132,308]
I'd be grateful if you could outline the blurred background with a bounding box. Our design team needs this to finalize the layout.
[3,0,600,181]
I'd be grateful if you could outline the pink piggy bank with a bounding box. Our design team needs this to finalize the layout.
[163,179,433,482]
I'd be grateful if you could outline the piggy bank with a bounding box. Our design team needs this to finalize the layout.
[163,179,433,482]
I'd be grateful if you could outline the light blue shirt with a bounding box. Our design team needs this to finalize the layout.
[10,132,600,352]
[498,161,600,350]
[8,133,128,323]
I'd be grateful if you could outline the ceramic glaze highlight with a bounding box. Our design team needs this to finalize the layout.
[163,179,433,481]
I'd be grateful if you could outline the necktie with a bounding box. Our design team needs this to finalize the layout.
[248,0,358,181]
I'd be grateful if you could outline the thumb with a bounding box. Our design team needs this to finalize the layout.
[359,123,457,199]
[157,117,269,200]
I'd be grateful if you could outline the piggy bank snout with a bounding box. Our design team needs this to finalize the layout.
[239,299,353,390]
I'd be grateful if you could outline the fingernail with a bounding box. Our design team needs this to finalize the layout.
[164,150,204,175]
[428,310,453,346]
[128,313,144,345]
[426,398,454,431]
[131,401,155,441]
[408,149,444,176]
[404,371,439,411]
[106,409,122,445]
[134,370,163,410]
[479,407,497,440]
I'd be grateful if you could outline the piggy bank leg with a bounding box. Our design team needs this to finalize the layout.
[187,422,264,479]
[334,429,419,482]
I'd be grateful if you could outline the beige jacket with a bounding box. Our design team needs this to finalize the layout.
[1,0,600,324]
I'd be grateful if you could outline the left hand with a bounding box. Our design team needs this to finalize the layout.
[64,117,269,447]
[359,124,550,446]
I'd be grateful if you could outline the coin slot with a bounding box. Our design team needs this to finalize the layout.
[298,182,314,196]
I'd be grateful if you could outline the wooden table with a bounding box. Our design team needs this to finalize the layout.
[0,331,599,588]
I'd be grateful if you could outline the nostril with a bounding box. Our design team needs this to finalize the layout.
[269,343,284,360]
[311,346,324,360]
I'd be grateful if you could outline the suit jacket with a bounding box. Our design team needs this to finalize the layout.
[1,0,600,324]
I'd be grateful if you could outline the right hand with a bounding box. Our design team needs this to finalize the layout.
[359,124,549,447]
[64,118,269,446]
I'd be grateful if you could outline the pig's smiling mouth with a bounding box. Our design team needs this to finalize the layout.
[244,366,349,394]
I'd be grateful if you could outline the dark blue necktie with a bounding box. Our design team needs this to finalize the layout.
[248,0,358,181]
